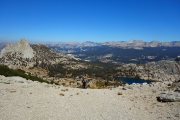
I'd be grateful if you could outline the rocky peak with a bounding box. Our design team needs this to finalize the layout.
[0,38,89,72]
[128,40,144,44]
[0,38,34,59]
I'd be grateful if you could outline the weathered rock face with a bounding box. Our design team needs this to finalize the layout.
[137,61,180,82]
[0,39,35,69]
[0,39,34,59]
[157,91,180,102]
[117,61,180,82]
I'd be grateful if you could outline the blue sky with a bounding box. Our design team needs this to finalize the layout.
[0,0,179,43]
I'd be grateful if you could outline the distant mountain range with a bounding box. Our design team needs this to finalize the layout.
[43,40,180,49]
[1,40,180,50]
[1,40,180,64]
[43,40,180,64]
[102,40,180,48]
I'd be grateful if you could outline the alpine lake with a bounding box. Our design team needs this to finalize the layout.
[117,78,153,84]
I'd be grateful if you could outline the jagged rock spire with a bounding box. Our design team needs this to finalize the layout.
[0,38,34,58]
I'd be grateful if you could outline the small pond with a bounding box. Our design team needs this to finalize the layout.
[117,77,153,84]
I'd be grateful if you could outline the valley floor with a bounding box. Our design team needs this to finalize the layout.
[0,76,180,120]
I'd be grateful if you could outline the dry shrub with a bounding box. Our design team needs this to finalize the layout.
[117,92,123,95]
[61,89,68,92]
[60,93,65,96]
[96,80,105,89]
[9,90,16,93]
[167,86,177,89]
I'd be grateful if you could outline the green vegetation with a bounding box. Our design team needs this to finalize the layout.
[0,65,51,84]
[47,62,119,80]
[95,80,105,89]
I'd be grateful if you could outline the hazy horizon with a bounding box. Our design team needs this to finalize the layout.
[0,0,179,43]
[1,39,180,44]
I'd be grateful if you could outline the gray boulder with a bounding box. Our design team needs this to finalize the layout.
[171,82,180,87]
[157,91,180,102]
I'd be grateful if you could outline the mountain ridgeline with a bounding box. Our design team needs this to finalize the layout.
[44,40,180,64]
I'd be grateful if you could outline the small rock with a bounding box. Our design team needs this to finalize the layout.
[174,89,180,93]
[166,116,172,119]
[157,104,165,107]
[122,88,127,90]
[44,84,51,88]
[127,86,133,89]
[172,82,180,87]
[132,83,137,85]
[1,80,11,84]
[142,83,147,85]
[175,113,180,117]
[152,90,157,93]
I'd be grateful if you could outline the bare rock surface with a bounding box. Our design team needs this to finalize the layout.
[0,39,34,59]
[172,82,180,87]
[0,75,180,120]
[117,61,180,82]
[157,91,180,102]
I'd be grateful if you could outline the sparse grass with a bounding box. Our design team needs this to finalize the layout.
[76,93,79,95]
[59,93,65,96]
[9,90,16,93]
[61,89,68,92]
[117,92,123,95]
[167,86,177,89]
[96,80,105,89]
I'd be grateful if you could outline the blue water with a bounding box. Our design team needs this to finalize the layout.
[117,78,152,84]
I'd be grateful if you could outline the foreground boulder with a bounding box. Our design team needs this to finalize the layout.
[157,91,180,102]
[171,82,180,87]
